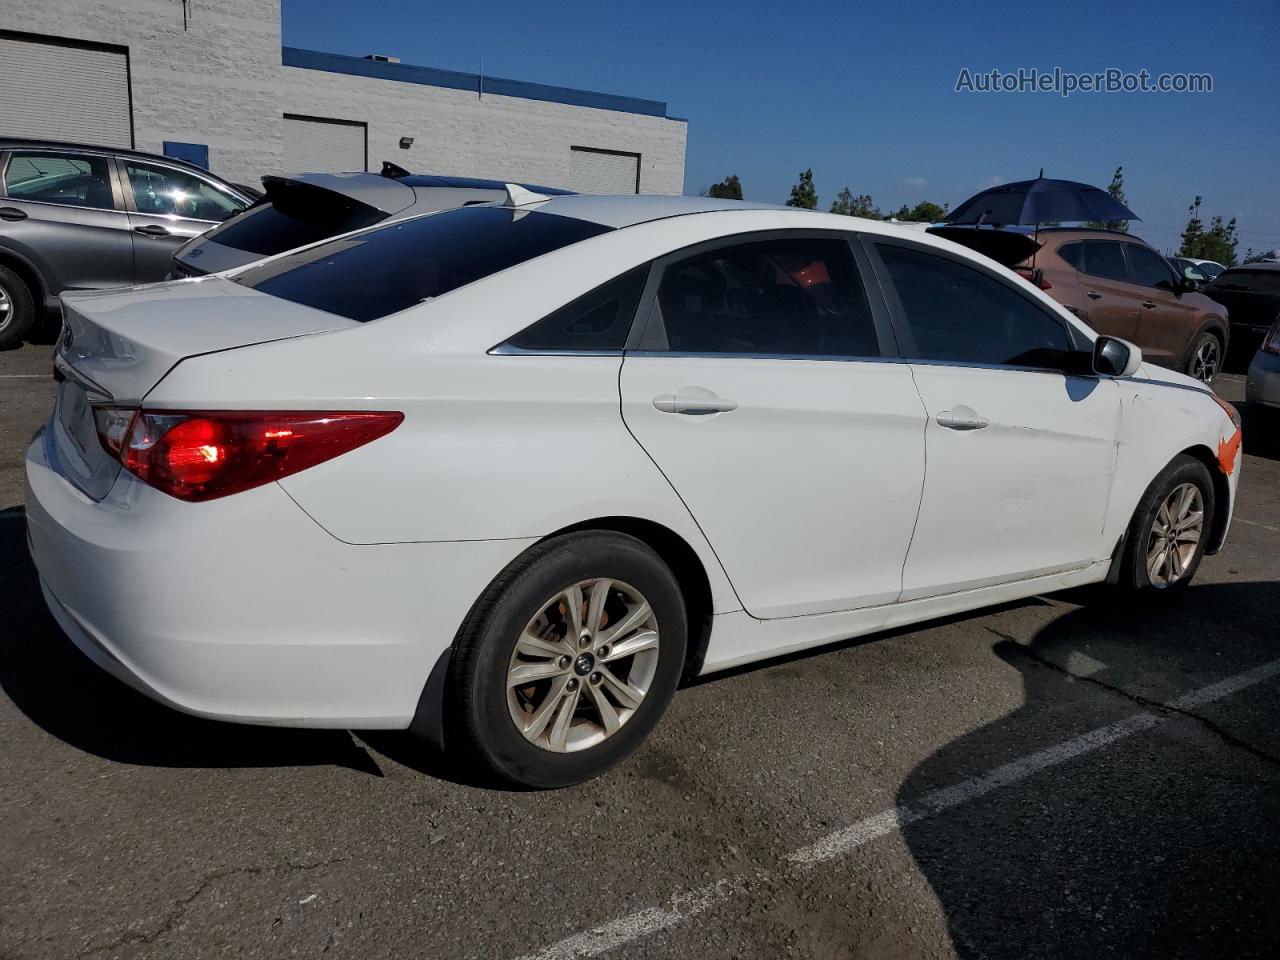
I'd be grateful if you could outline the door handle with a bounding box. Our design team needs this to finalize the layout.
[936,406,989,431]
[653,387,737,416]
[1141,300,1157,309]
[0,206,27,222]
[1086,290,1102,300]
[133,224,171,236]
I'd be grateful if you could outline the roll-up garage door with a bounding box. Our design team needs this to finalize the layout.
[569,147,640,194]
[283,115,367,173]
[0,34,132,147]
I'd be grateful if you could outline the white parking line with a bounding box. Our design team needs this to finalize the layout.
[516,655,1280,960]
[0,374,47,379]
[1235,518,1280,535]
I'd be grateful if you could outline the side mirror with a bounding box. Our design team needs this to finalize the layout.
[1093,336,1143,378]
[1177,275,1200,293]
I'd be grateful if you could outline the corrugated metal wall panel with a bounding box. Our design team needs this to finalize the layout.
[0,37,131,147]
[568,148,639,194]
[283,117,366,173]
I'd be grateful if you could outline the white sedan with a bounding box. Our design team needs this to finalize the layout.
[26,193,1243,787]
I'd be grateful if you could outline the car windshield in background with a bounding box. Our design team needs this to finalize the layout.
[233,206,612,322]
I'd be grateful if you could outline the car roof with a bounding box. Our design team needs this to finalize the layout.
[526,194,791,228]
[400,174,574,195]
[1223,261,1280,272]
[0,136,226,181]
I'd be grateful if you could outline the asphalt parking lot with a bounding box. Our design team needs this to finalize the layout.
[2,340,1278,960]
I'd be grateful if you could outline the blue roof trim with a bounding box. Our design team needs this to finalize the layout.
[282,47,669,118]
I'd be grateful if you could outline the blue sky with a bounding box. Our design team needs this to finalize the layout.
[283,0,1280,256]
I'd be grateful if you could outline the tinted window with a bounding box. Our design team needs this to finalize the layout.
[1057,241,1084,270]
[507,267,648,351]
[1210,269,1280,295]
[1081,241,1128,281]
[651,237,878,356]
[1125,244,1176,289]
[4,152,114,210]
[123,161,245,221]
[877,243,1073,368]
[235,206,612,323]
[200,180,390,255]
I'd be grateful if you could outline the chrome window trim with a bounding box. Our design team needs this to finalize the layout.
[0,195,126,216]
[487,344,623,358]
[624,350,905,364]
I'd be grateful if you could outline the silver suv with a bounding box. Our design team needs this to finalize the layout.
[0,138,254,348]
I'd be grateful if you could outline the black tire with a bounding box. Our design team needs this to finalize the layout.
[1184,331,1222,383]
[1115,455,1215,592]
[448,531,687,789]
[0,264,36,350]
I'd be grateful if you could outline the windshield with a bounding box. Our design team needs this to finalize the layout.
[233,206,612,323]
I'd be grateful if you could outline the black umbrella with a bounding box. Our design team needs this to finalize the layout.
[946,174,1140,226]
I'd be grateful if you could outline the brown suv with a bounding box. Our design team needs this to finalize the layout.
[930,227,1230,382]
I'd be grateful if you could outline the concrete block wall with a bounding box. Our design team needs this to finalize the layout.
[4,0,687,193]
[281,67,687,194]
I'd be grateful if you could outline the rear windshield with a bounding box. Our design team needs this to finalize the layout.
[233,206,612,322]
[199,181,388,256]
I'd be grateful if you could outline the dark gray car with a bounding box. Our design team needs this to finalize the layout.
[0,138,254,348]
[172,166,574,279]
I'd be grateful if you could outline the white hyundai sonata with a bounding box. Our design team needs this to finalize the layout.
[26,193,1243,787]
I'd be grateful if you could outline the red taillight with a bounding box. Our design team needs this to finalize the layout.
[1263,318,1280,356]
[99,410,402,502]
[1015,268,1053,291]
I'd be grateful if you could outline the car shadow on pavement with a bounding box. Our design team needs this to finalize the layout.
[0,509,386,776]
[897,581,1280,959]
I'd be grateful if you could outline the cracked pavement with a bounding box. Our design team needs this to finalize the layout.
[2,343,1278,959]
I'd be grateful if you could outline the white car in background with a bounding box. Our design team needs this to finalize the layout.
[26,193,1242,788]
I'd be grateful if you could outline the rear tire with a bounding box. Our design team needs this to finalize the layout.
[1115,455,1215,592]
[1185,332,1222,383]
[0,265,36,350]
[448,531,687,788]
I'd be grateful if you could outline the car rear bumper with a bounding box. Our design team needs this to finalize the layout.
[25,427,533,728]
[1246,349,1280,409]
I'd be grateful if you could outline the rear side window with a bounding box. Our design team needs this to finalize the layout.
[876,242,1073,369]
[201,182,388,255]
[649,237,879,357]
[1057,241,1084,270]
[4,151,115,210]
[1211,269,1280,295]
[1081,241,1127,281]
[234,206,611,323]
[506,267,648,352]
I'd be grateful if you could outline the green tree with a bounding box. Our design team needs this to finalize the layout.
[1085,165,1130,233]
[787,169,817,210]
[905,200,948,222]
[1178,196,1239,267]
[830,187,879,218]
[705,174,743,200]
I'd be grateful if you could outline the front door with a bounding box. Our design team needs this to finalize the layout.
[870,239,1121,600]
[118,158,247,282]
[619,232,927,619]
[1123,242,1199,368]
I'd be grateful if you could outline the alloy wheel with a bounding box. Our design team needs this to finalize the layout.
[506,578,660,753]
[1146,482,1204,587]
[1190,337,1219,382]
[0,283,11,332]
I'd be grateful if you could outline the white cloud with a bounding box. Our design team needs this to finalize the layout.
[981,175,1005,188]
[902,176,928,188]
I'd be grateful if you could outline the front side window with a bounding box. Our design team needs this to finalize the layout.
[4,151,115,210]
[876,242,1073,369]
[234,206,612,323]
[123,161,245,221]
[650,237,879,357]
[1125,244,1177,289]
[1081,241,1128,282]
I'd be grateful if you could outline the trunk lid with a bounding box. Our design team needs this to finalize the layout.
[52,277,355,499]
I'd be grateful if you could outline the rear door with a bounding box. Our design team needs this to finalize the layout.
[619,231,927,619]
[1077,240,1140,340]
[0,147,134,295]
[1124,241,1198,367]
[118,158,249,282]
[869,238,1120,600]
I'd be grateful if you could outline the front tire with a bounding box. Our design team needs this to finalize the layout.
[1185,332,1222,383]
[0,265,36,350]
[448,531,687,788]
[1116,455,1215,591]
